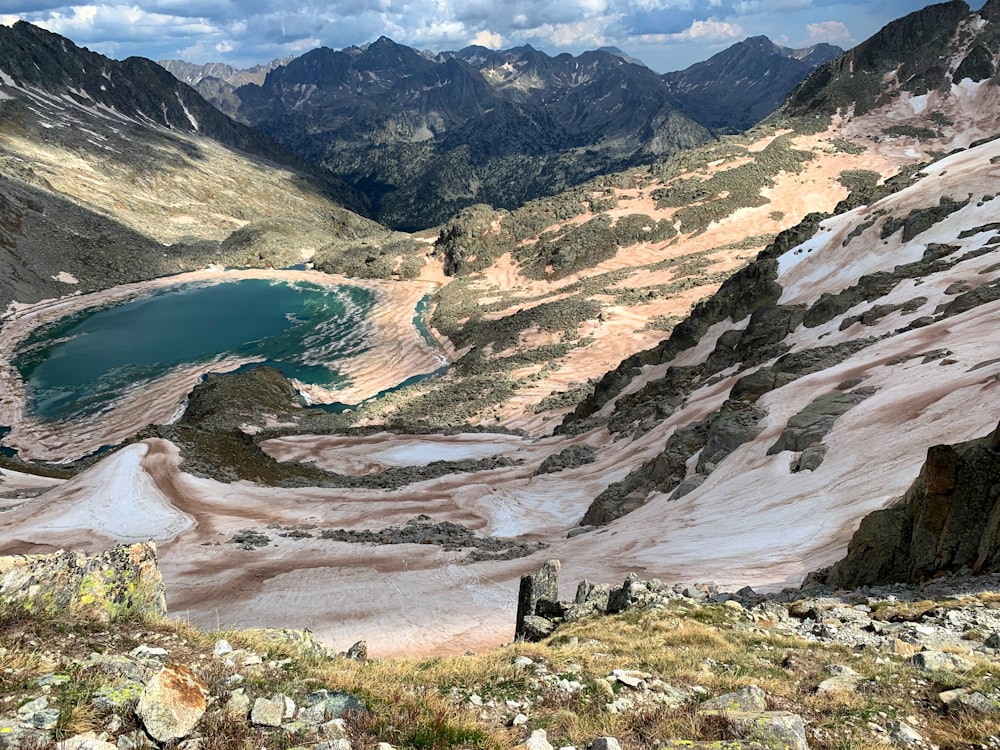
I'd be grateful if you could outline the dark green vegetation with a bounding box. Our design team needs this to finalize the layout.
[561,156,966,525]
[651,134,813,234]
[145,367,519,488]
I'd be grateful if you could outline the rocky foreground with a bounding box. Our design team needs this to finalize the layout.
[5,530,1000,750]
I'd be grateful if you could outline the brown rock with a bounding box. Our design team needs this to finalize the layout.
[889,639,921,656]
[136,663,208,743]
[924,444,959,495]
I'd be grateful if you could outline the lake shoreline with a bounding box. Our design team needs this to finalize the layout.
[0,267,449,463]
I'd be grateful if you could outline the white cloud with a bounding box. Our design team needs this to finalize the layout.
[468,29,503,48]
[0,0,930,72]
[33,4,215,41]
[632,18,742,44]
[680,18,742,40]
[733,0,811,13]
[522,18,612,48]
[805,20,853,45]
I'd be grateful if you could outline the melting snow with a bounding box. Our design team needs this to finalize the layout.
[176,93,199,131]
[953,78,988,98]
[909,93,929,115]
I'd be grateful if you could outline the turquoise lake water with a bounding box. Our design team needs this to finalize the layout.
[12,278,377,421]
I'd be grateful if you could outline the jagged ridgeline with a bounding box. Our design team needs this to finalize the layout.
[785,0,1000,117]
[663,35,842,133]
[214,36,832,231]
[230,40,712,230]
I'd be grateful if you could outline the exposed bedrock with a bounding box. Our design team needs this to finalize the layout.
[564,172,917,426]
[822,419,1000,587]
[0,542,166,622]
[767,386,876,468]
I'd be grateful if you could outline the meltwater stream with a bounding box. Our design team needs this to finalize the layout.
[12,279,376,421]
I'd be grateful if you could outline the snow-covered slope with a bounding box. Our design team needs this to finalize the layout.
[552,136,1000,589]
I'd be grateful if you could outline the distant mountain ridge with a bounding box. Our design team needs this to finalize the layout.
[158,57,293,88]
[0,21,383,310]
[0,21,290,165]
[232,37,713,229]
[157,56,295,123]
[162,34,837,230]
[663,35,843,132]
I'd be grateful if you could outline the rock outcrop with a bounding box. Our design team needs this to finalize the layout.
[823,419,1000,587]
[0,542,166,622]
[515,560,562,641]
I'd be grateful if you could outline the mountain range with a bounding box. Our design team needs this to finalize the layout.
[664,35,843,132]
[164,35,839,230]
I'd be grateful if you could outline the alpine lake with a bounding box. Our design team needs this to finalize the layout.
[10,277,405,423]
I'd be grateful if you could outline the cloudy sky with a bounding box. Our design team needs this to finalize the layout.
[0,1,962,72]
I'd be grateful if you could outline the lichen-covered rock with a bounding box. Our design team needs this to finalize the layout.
[726,712,808,750]
[700,685,768,713]
[0,542,166,622]
[908,651,974,672]
[250,696,285,727]
[135,663,208,743]
[55,733,118,750]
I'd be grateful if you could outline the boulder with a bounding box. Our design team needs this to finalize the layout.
[345,640,368,661]
[223,689,250,719]
[524,729,554,750]
[907,651,974,672]
[250,695,286,727]
[0,542,166,622]
[725,711,808,750]
[55,733,118,750]
[816,665,863,694]
[700,685,768,713]
[520,615,556,641]
[302,689,367,719]
[135,664,208,743]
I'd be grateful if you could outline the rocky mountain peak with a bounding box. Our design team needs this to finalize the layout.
[662,33,841,132]
[784,0,979,116]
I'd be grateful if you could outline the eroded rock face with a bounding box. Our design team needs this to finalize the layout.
[0,542,166,622]
[825,420,1000,587]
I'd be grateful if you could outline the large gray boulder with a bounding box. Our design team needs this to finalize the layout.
[515,560,561,641]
